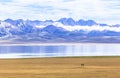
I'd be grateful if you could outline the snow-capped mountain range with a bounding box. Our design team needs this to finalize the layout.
[0,18,120,43]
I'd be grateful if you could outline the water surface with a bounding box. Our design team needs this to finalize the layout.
[0,43,120,58]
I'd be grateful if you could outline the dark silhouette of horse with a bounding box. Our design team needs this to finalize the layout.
[81,64,84,67]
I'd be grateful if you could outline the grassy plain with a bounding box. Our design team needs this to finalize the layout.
[0,56,120,78]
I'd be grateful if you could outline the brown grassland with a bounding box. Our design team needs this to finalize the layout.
[0,56,120,78]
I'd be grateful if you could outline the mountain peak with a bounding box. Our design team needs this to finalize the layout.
[76,19,97,26]
[42,25,62,33]
[4,18,24,26]
[4,18,14,22]
[58,18,76,26]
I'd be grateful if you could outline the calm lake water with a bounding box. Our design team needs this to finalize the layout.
[0,43,120,58]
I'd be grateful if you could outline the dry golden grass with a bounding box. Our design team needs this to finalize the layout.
[0,56,120,78]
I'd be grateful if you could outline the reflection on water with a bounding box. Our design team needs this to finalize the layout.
[0,44,120,58]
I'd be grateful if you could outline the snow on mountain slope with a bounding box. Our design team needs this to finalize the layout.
[0,18,120,42]
[0,18,120,33]
[53,22,120,32]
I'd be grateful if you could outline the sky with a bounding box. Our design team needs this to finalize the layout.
[0,0,120,24]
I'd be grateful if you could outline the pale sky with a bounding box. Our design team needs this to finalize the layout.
[0,0,120,24]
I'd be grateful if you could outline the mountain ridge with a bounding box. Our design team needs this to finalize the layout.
[0,18,120,43]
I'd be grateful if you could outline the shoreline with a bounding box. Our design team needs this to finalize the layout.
[0,42,120,46]
[0,56,120,60]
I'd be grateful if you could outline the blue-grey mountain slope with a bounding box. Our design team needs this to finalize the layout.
[0,18,120,43]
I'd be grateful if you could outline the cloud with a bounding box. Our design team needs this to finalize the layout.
[53,22,120,32]
[0,0,120,24]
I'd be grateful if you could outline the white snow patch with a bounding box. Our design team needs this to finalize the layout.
[53,22,120,32]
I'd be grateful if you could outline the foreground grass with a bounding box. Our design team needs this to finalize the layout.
[0,56,120,78]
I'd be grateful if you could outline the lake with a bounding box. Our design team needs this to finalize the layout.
[0,43,120,58]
